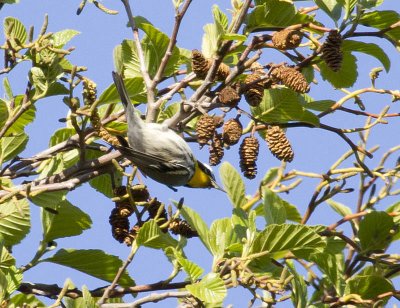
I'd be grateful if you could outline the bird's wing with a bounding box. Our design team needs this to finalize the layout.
[115,138,192,174]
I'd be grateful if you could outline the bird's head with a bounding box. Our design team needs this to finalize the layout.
[186,161,225,192]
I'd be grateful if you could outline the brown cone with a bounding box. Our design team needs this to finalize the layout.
[265,125,294,162]
[130,184,150,202]
[109,208,130,244]
[218,86,241,108]
[243,73,264,107]
[147,198,168,223]
[270,65,310,93]
[272,29,303,50]
[196,114,217,147]
[209,132,224,166]
[169,218,198,238]
[223,118,242,146]
[239,136,259,179]
[321,30,343,72]
[191,49,230,80]
[191,49,209,79]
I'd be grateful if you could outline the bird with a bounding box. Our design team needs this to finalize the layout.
[111,71,224,191]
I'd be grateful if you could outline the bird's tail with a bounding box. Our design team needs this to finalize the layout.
[112,71,131,109]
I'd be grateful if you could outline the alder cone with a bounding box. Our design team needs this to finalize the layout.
[191,49,230,80]
[223,118,242,146]
[265,125,294,162]
[109,208,130,243]
[196,114,216,147]
[218,85,240,108]
[239,136,260,179]
[191,49,209,79]
[272,29,303,50]
[270,65,310,93]
[147,198,168,223]
[169,218,198,238]
[321,30,343,72]
[243,73,264,107]
[130,184,150,202]
[215,61,230,80]
[209,132,224,166]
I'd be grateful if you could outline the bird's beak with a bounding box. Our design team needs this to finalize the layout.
[211,179,226,192]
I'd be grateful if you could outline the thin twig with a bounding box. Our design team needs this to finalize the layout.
[98,243,139,304]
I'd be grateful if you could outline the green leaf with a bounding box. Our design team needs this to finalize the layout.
[3,265,22,295]
[0,99,9,130]
[251,88,320,126]
[311,252,345,295]
[202,23,224,58]
[314,0,342,21]
[29,67,48,99]
[136,17,181,77]
[0,244,15,269]
[174,250,204,282]
[358,211,395,253]
[121,18,181,78]
[90,173,121,198]
[51,29,80,48]
[9,294,45,308]
[113,44,123,74]
[221,33,247,42]
[64,285,97,308]
[286,260,308,308]
[345,274,393,300]
[245,1,314,33]
[49,128,75,146]
[4,17,27,45]
[136,220,178,249]
[344,0,357,20]
[30,190,66,210]
[0,269,7,303]
[186,273,226,304]
[219,162,246,208]
[212,4,228,30]
[42,200,92,242]
[46,82,69,97]
[256,195,301,223]
[5,96,36,134]
[121,40,140,78]
[359,10,400,29]
[327,199,352,217]
[250,224,326,261]
[179,205,211,253]
[318,52,358,88]
[302,99,335,112]
[359,0,384,9]
[343,40,390,72]
[3,78,13,101]
[263,188,286,224]
[208,218,239,259]
[86,149,123,198]
[0,198,30,246]
[98,76,146,104]
[0,132,28,163]
[359,10,400,48]
[42,249,134,286]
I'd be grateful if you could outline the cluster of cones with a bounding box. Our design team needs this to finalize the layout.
[191,28,343,179]
[109,185,197,246]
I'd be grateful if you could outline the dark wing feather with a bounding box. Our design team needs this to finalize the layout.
[115,144,190,173]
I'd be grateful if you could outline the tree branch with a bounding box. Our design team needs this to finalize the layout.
[17,280,192,299]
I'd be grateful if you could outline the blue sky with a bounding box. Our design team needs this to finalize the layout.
[1,0,400,306]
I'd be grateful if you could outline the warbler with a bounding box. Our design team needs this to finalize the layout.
[112,72,223,191]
